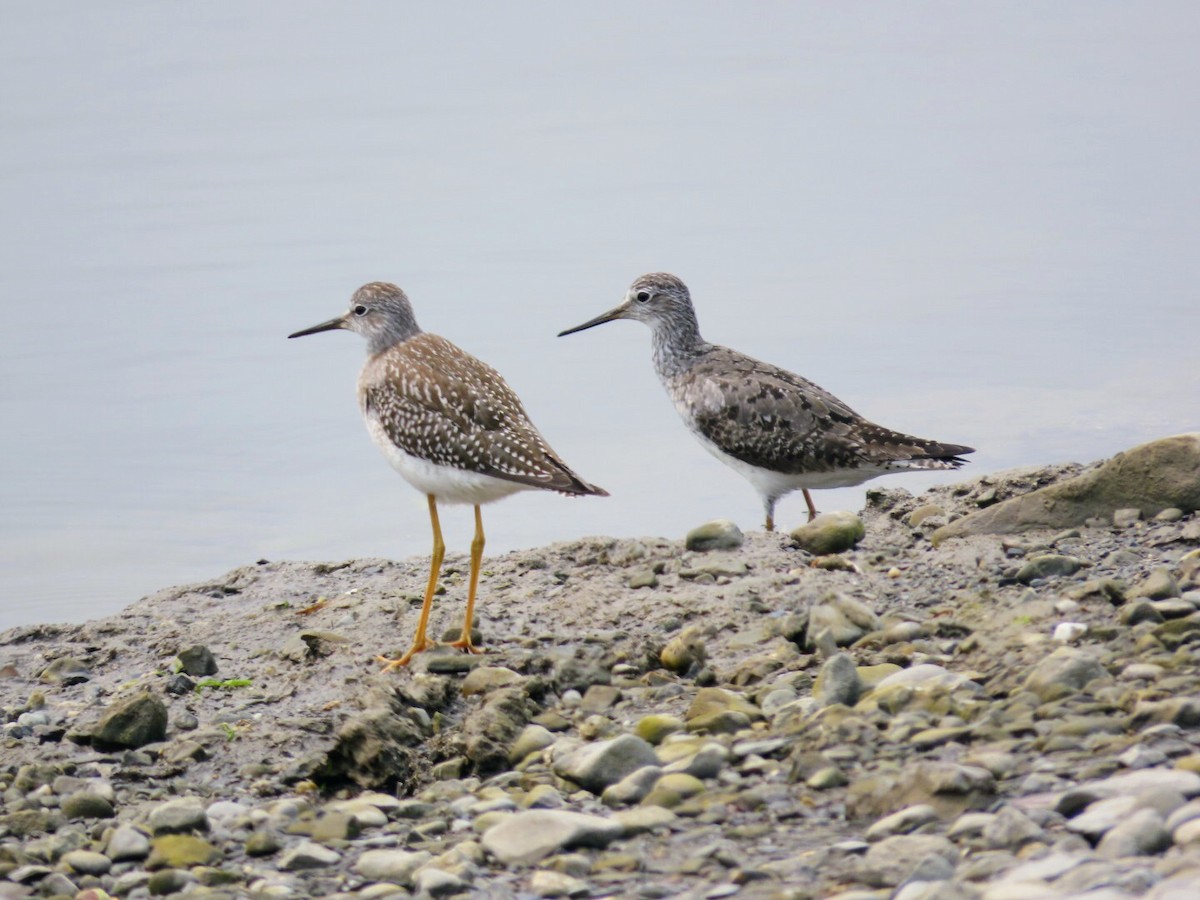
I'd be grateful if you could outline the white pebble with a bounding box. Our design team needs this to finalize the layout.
[1053,622,1088,643]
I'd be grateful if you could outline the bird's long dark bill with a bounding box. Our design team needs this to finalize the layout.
[557,305,627,337]
[288,315,347,339]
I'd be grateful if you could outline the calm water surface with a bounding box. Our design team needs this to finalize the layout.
[1,3,1197,630]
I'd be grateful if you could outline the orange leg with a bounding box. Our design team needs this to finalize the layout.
[377,494,443,672]
[803,489,818,522]
[448,504,486,655]
[295,597,329,615]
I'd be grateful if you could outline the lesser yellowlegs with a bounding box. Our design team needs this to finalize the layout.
[290,282,607,669]
[559,272,971,531]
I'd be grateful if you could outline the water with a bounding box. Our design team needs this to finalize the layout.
[2,3,1197,630]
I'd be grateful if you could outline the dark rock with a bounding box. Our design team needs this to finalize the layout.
[1119,601,1164,626]
[164,674,195,695]
[146,868,196,894]
[175,645,218,677]
[813,653,861,707]
[461,686,538,775]
[303,687,424,792]
[91,692,168,749]
[1014,554,1086,584]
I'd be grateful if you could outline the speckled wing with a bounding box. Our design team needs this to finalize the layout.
[678,345,972,475]
[359,334,605,495]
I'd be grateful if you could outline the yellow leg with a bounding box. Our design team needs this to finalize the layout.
[295,597,328,615]
[449,504,485,655]
[803,489,818,522]
[378,494,444,672]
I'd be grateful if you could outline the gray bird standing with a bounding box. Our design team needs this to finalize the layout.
[559,273,971,531]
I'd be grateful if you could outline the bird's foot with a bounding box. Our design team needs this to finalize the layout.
[375,639,437,673]
[447,637,485,656]
[295,598,329,615]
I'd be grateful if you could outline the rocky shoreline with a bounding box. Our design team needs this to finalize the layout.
[2,435,1200,900]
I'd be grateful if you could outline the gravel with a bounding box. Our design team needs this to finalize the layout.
[2,435,1200,898]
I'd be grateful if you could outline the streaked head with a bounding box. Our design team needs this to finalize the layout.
[288,282,421,353]
[558,272,696,337]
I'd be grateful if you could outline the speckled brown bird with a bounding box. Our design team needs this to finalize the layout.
[559,272,971,531]
[290,282,606,669]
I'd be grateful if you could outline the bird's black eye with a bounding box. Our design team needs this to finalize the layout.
[353,305,368,316]
[635,290,651,303]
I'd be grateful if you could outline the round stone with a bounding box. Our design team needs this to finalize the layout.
[61,850,112,875]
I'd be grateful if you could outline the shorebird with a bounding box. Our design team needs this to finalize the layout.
[290,282,606,670]
[559,273,972,531]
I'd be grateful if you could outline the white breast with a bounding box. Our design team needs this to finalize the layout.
[364,415,530,506]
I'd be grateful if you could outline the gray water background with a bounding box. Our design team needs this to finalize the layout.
[2,3,1197,631]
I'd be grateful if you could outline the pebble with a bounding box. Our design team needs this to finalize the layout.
[806,594,881,648]
[149,797,209,834]
[634,713,685,745]
[553,734,659,793]
[865,804,938,840]
[107,824,151,861]
[663,742,727,779]
[660,626,707,674]
[480,810,624,865]
[980,805,1045,849]
[529,869,590,897]
[685,687,763,733]
[89,691,168,749]
[1096,808,1170,858]
[860,834,959,888]
[147,834,221,868]
[461,666,523,696]
[412,866,471,896]
[278,839,341,869]
[1132,567,1182,600]
[601,765,663,806]
[176,644,219,676]
[61,849,112,875]
[790,511,865,555]
[1023,646,1111,702]
[509,724,556,763]
[685,519,744,552]
[642,772,705,808]
[1052,621,1087,642]
[4,443,1200,899]
[60,791,115,820]
[813,652,862,707]
[1015,554,1086,583]
[614,805,676,835]
[38,656,91,685]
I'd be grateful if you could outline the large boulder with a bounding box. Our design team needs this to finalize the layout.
[934,434,1200,542]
